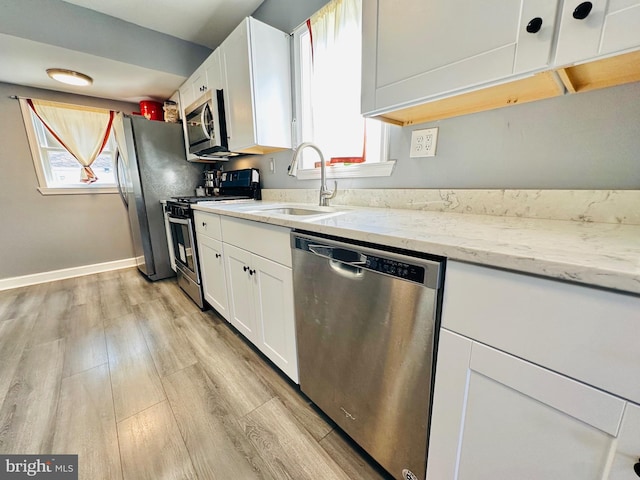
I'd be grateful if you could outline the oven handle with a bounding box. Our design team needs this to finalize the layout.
[168,216,191,226]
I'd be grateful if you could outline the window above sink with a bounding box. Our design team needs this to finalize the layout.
[290,0,396,180]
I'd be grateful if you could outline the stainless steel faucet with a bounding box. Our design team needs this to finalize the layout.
[288,142,337,206]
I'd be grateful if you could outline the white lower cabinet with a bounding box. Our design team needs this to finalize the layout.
[222,222,298,383]
[197,234,229,320]
[427,329,640,479]
[427,261,640,479]
[224,243,258,341]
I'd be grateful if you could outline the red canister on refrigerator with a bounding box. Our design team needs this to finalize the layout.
[139,100,163,121]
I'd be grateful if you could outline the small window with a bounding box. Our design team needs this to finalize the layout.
[20,99,117,195]
[292,0,395,179]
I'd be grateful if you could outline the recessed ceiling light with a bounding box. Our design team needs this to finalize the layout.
[46,68,93,86]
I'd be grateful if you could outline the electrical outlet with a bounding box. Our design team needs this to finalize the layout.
[410,127,438,158]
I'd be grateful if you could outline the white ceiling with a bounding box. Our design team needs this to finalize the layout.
[62,0,265,49]
[0,0,265,104]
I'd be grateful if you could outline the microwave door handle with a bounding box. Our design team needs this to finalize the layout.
[200,106,211,140]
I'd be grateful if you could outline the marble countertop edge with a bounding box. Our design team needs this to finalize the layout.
[191,201,640,296]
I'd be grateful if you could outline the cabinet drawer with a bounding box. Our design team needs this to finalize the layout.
[194,211,222,240]
[220,217,291,267]
[442,260,640,403]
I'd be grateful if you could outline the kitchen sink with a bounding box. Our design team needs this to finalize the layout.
[260,207,335,216]
[248,205,348,219]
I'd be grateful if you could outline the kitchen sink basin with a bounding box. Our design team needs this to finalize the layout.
[260,207,334,216]
[248,205,348,219]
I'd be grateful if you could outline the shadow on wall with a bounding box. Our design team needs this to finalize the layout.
[225,81,640,190]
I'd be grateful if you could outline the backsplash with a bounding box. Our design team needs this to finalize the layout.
[261,189,640,225]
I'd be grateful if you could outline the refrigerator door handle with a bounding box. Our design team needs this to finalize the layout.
[114,148,128,208]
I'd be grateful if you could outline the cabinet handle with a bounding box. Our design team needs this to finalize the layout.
[202,222,207,227]
[573,1,593,19]
[526,17,543,33]
[215,253,221,259]
[249,269,256,276]
[243,265,249,272]
[633,459,640,477]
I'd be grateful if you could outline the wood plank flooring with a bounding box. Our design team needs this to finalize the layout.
[0,268,391,480]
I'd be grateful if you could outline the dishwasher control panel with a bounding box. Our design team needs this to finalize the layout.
[364,256,425,283]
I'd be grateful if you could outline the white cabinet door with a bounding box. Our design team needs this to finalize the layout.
[252,254,298,383]
[197,233,229,320]
[221,19,256,152]
[600,0,640,56]
[220,17,291,153]
[427,329,627,480]
[609,402,640,479]
[178,82,195,115]
[555,0,610,65]
[555,0,640,65]
[362,0,558,114]
[190,64,208,100]
[204,49,223,94]
[223,243,258,343]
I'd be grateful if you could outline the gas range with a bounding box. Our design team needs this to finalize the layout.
[166,168,261,219]
[165,168,260,310]
[166,195,256,218]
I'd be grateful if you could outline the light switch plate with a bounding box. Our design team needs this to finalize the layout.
[410,127,438,157]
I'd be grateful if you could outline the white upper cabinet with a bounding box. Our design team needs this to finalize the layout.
[362,0,640,124]
[220,17,292,154]
[362,0,559,116]
[204,49,223,95]
[176,17,292,156]
[556,0,640,65]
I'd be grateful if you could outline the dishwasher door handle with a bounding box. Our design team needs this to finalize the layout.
[308,244,367,266]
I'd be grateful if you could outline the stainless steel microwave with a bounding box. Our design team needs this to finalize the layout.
[184,90,235,160]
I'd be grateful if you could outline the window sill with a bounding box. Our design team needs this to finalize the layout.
[294,160,396,180]
[37,186,119,195]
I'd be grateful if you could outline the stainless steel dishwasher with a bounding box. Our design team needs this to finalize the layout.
[291,231,444,480]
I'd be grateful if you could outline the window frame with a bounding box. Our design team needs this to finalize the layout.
[291,19,395,180]
[19,99,118,195]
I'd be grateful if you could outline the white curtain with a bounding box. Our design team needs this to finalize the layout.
[28,99,114,183]
[307,0,364,162]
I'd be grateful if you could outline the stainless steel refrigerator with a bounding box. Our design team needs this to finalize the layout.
[113,113,203,281]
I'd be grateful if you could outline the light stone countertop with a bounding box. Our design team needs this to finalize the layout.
[192,201,640,296]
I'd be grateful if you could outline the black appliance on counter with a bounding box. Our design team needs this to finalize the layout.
[165,168,260,308]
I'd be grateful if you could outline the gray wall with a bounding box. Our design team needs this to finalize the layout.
[229,81,640,190]
[0,82,137,280]
[240,0,640,190]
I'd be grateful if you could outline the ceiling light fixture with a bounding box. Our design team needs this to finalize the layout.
[46,68,93,86]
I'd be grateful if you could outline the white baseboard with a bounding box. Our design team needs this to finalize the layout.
[0,258,138,291]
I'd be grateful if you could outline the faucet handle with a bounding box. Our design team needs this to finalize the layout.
[328,181,338,199]
[320,181,338,206]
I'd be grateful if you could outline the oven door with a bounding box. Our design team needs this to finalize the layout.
[167,216,200,283]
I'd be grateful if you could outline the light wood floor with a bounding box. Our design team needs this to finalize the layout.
[0,268,391,480]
